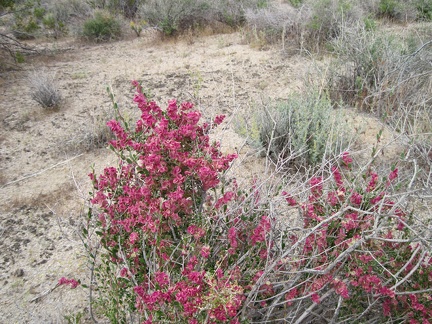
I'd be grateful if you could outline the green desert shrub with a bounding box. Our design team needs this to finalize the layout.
[415,0,432,20]
[0,0,15,11]
[12,1,44,39]
[137,0,211,36]
[82,10,122,41]
[289,0,303,7]
[255,92,350,168]
[42,6,69,39]
[377,0,417,22]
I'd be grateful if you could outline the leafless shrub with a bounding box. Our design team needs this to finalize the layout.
[138,0,270,36]
[300,0,367,52]
[244,3,300,46]
[244,0,369,53]
[66,110,116,152]
[327,23,431,113]
[28,69,62,109]
[325,22,432,190]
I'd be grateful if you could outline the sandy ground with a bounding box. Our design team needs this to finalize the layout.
[0,30,403,323]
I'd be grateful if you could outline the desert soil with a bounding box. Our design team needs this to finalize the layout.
[0,30,396,323]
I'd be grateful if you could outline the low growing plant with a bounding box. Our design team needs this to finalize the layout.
[130,19,147,36]
[82,11,122,42]
[377,0,418,22]
[42,1,71,39]
[257,92,351,168]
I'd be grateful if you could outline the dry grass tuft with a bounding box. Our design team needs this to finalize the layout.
[28,69,62,110]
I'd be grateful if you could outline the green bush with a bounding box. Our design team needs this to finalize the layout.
[0,0,15,11]
[42,12,67,38]
[416,0,432,20]
[377,0,417,21]
[82,11,122,42]
[137,0,210,36]
[257,92,350,167]
[289,0,303,8]
[12,2,43,40]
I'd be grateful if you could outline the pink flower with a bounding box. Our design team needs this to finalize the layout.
[215,191,235,209]
[379,286,395,298]
[154,271,169,287]
[167,99,179,120]
[285,287,298,306]
[228,227,238,250]
[350,192,363,205]
[388,168,398,181]
[187,225,206,240]
[370,192,384,205]
[213,115,225,125]
[58,277,79,289]
[359,254,373,264]
[367,172,379,192]
[332,279,349,298]
[200,245,210,258]
[129,231,139,245]
[332,166,344,188]
[282,191,297,206]
[342,213,358,231]
[310,177,323,198]
[311,293,320,304]
[251,216,271,245]
[383,299,392,316]
[327,191,339,206]
[120,267,129,277]
[342,152,353,167]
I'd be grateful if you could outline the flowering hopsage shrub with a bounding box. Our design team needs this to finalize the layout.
[84,82,431,323]
[274,153,432,323]
[86,82,276,323]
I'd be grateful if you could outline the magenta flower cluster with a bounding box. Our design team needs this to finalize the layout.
[282,154,432,323]
[87,82,274,323]
[83,84,431,323]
